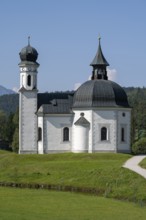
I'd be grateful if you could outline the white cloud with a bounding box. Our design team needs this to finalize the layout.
[74,83,81,90]
[107,68,117,81]
[88,69,117,81]
[12,87,19,93]
[74,75,91,90]
[88,75,92,80]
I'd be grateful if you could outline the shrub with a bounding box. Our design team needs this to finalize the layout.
[132,138,146,154]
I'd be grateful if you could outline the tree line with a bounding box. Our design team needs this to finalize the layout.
[125,87,146,153]
[1,88,146,153]
[0,109,18,152]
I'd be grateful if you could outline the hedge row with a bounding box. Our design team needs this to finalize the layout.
[0,182,105,195]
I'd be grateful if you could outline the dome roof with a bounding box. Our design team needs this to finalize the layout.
[73,80,129,108]
[19,45,38,62]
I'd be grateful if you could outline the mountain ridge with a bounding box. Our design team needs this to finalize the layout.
[0,85,16,96]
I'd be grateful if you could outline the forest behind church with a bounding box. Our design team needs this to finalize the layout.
[0,87,146,153]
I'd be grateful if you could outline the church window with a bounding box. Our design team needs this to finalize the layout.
[63,127,69,141]
[101,127,107,141]
[122,112,126,117]
[27,75,31,86]
[121,127,125,142]
[38,127,42,141]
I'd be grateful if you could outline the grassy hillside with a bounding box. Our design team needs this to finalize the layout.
[0,151,146,204]
[0,187,146,220]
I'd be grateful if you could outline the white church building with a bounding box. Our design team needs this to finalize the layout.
[19,38,131,154]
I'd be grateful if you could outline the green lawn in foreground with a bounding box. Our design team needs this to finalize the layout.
[0,187,146,220]
[0,151,146,203]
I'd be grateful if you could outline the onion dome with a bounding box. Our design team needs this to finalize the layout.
[19,37,38,63]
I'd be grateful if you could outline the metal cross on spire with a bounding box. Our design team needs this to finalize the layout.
[98,34,101,42]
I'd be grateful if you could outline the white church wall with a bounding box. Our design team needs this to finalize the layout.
[19,91,38,154]
[72,125,89,153]
[117,110,131,153]
[72,109,121,153]
[43,115,73,153]
[93,110,117,152]
[72,110,92,153]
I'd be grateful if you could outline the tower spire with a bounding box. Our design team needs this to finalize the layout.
[98,33,101,42]
[28,36,30,46]
[90,37,109,80]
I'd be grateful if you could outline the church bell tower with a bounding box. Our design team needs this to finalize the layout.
[19,38,39,154]
[90,37,109,80]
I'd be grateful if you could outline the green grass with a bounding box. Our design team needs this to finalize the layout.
[140,157,146,168]
[0,151,146,203]
[0,187,146,220]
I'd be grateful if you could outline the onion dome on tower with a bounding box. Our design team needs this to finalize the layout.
[73,37,130,108]
[19,37,38,63]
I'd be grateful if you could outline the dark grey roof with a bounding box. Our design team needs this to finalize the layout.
[19,44,38,63]
[37,92,74,109]
[90,39,109,66]
[19,86,38,92]
[73,80,130,108]
[37,97,73,114]
[74,116,90,126]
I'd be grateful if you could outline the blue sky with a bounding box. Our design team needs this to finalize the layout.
[0,0,146,92]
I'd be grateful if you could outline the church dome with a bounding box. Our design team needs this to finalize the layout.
[73,37,130,109]
[19,41,38,62]
[73,80,129,108]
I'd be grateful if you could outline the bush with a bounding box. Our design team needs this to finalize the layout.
[132,138,146,154]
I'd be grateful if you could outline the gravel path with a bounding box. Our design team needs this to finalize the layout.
[123,155,146,179]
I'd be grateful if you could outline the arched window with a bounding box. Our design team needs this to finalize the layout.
[121,128,125,142]
[63,127,69,141]
[27,75,31,86]
[101,127,107,141]
[38,127,42,141]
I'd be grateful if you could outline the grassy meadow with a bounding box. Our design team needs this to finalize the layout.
[0,151,146,204]
[0,187,146,220]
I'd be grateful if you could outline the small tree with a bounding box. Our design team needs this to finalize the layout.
[132,138,146,155]
[0,110,7,140]
[4,112,15,143]
[11,109,19,153]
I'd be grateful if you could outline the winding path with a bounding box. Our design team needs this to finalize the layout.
[123,155,146,179]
